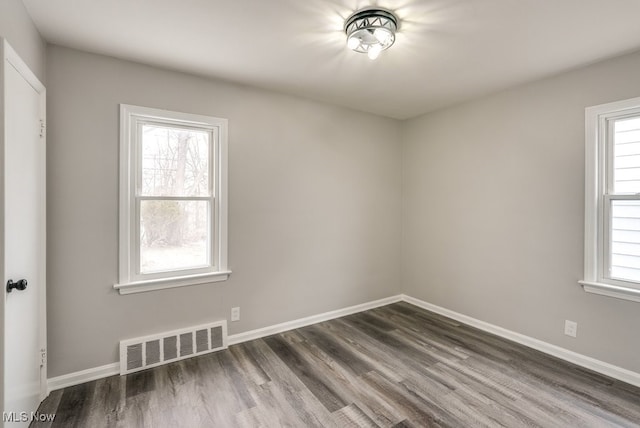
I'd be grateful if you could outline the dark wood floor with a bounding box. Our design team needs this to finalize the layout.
[34,302,640,427]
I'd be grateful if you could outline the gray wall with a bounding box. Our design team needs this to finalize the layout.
[37,30,640,378]
[0,0,46,83]
[402,49,640,373]
[46,45,402,377]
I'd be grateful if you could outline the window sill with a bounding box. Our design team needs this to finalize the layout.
[114,271,232,295]
[578,280,640,303]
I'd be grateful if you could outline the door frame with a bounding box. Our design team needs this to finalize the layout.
[0,38,48,414]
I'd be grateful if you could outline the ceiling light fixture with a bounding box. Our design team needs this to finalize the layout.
[345,8,398,60]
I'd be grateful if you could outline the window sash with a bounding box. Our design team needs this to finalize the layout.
[134,197,217,280]
[136,120,215,198]
[602,194,640,289]
[604,111,640,195]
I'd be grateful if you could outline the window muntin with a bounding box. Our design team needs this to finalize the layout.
[118,105,229,292]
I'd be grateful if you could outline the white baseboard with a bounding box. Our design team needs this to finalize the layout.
[47,293,640,392]
[48,362,120,393]
[401,294,640,389]
[227,295,403,345]
[46,295,403,391]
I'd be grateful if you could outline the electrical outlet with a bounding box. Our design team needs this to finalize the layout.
[231,307,240,322]
[564,320,577,338]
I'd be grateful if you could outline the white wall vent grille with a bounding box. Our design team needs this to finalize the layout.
[119,320,227,375]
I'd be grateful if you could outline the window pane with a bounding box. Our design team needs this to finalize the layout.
[140,200,210,273]
[610,200,640,283]
[613,117,640,193]
[140,124,210,197]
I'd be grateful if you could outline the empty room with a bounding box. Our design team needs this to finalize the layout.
[1,0,640,426]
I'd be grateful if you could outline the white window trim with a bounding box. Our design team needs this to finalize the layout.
[115,104,230,295]
[580,96,640,303]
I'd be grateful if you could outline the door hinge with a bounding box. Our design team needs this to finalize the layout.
[40,120,46,138]
[40,348,47,367]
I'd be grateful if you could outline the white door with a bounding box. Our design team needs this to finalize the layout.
[1,40,47,427]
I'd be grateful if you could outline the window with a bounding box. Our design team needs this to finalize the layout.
[115,105,230,294]
[581,96,640,302]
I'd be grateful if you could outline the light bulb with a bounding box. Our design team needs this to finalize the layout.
[373,28,391,46]
[367,44,382,60]
[347,36,360,50]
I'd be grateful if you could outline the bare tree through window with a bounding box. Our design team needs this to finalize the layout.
[139,124,212,273]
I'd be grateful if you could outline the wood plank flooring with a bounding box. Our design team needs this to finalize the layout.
[34,302,640,427]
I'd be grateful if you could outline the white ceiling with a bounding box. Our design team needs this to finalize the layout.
[22,0,640,119]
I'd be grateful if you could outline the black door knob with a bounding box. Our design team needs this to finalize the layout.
[6,279,27,293]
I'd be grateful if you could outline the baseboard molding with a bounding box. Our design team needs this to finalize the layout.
[46,295,403,391]
[47,293,640,392]
[401,294,640,389]
[48,362,120,393]
[227,295,403,345]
